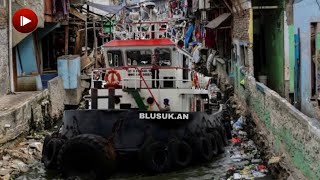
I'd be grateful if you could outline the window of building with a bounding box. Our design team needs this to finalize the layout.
[155,48,171,66]
[107,50,123,67]
[240,45,249,66]
[126,49,152,66]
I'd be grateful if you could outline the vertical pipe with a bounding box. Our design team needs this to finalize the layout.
[9,0,14,92]
[85,3,89,56]
[93,19,98,67]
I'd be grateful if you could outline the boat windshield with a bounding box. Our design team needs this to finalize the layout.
[155,48,171,66]
[106,48,172,67]
[126,49,152,66]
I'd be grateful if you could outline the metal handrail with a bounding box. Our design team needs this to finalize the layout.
[91,66,208,90]
[113,31,169,40]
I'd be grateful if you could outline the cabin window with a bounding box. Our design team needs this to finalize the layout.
[107,50,123,67]
[155,48,171,66]
[126,50,152,66]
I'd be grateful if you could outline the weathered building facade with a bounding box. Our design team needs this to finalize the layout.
[0,0,87,144]
[293,0,320,118]
[228,0,320,179]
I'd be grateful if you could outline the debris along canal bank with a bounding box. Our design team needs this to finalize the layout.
[14,97,282,180]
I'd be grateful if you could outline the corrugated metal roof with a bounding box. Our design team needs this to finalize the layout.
[206,13,231,29]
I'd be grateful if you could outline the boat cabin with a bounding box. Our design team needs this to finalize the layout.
[90,38,211,112]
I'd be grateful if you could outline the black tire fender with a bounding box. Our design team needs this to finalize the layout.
[208,134,218,156]
[168,140,192,168]
[213,131,225,154]
[198,136,214,162]
[220,126,229,146]
[42,137,64,169]
[41,135,51,163]
[57,134,116,179]
[142,141,171,173]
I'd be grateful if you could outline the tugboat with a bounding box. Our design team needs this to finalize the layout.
[41,8,228,180]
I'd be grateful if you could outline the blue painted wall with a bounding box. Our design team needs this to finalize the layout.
[294,0,320,117]
[16,34,38,76]
[58,56,81,89]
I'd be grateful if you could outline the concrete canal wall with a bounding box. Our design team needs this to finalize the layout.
[0,91,51,144]
[0,77,75,144]
[236,72,320,179]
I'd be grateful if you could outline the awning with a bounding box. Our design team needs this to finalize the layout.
[86,2,125,14]
[206,13,231,29]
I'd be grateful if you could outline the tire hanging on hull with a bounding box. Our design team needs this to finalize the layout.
[141,141,171,173]
[213,131,225,154]
[208,134,219,156]
[42,137,65,169]
[191,136,214,162]
[57,134,116,179]
[168,139,192,168]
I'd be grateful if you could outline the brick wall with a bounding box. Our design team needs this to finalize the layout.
[236,72,320,179]
[232,10,250,41]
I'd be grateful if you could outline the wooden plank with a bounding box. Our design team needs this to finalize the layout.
[70,7,87,21]
[74,31,82,55]
[93,19,98,67]
[222,0,233,13]
[217,26,231,29]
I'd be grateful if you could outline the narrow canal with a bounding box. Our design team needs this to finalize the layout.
[16,121,276,180]
[16,146,271,180]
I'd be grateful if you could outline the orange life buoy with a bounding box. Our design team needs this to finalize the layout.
[105,69,122,87]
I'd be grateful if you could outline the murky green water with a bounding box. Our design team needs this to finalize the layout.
[16,146,274,180]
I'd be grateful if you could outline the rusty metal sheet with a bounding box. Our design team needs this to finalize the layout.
[70,7,86,21]
[206,13,231,29]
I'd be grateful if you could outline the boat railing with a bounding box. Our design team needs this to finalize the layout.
[112,21,177,41]
[91,66,209,90]
[113,31,170,40]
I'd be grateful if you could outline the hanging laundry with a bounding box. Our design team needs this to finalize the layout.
[192,45,201,64]
[192,0,198,13]
[194,23,201,41]
[184,24,194,48]
[183,0,188,16]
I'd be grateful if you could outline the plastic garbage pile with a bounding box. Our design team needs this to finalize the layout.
[226,116,270,180]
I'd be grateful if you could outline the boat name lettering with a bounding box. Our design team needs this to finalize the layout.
[139,113,189,120]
